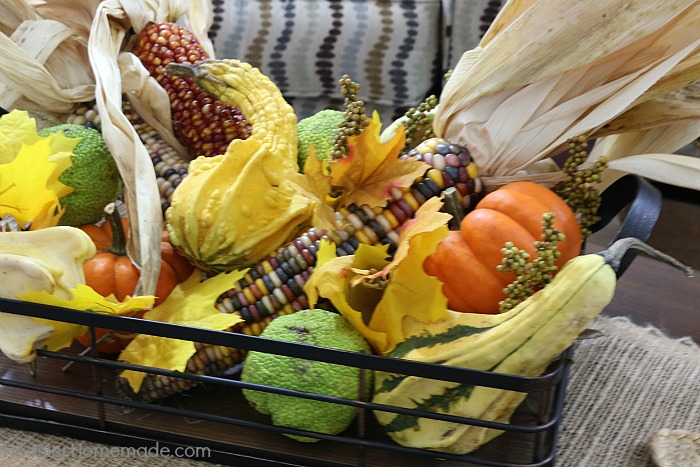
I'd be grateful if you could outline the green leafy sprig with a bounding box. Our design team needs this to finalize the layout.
[330,75,370,160]
[553,136,608,238]
[497,212,564,312]
[401,94,437,153]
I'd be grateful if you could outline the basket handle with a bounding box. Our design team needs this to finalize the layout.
[589,174,662,277]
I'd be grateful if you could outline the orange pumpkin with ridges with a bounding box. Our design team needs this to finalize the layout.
[424,182,582,314]
[77,211,194,353]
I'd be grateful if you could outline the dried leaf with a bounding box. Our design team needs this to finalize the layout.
[305,241,392,352]
[591,120,700,189]
[305,198,450,354]
[0,122,76,228]
[606,153,700,191]
[119,269,245,392]
[89,0,163,298]
[329,112,429,208]
[0,109,40,162]
[0,6,95,112]
[593,82,700,137]
[286,146,338,230]
[17,284,155,352]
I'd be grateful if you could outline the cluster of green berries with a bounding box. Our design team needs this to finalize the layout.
[553,136,608,238]
[497,212,564,312]
[402,94,438,153]
[330,75,370,160]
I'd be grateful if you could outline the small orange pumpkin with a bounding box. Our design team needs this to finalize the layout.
[424,182,582,314]
[76,210,194,353]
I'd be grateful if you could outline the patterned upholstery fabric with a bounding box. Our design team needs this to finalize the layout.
[209,0,501,121]
[442,0,504,69]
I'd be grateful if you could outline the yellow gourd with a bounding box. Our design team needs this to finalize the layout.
[373,238,693,454]
[164,59,315,273]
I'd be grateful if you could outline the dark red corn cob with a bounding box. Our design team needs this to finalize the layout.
[132,22,252,159]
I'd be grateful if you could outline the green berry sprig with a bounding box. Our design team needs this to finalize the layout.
[553,135,608,238]
[402,94,438,153]
[330,75,370,160]
[497,212,564,312]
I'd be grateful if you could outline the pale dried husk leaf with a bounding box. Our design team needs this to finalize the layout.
[435,0,700,191]
[591,120,700,190]
[593,81,700,138]
[0,0,213,297]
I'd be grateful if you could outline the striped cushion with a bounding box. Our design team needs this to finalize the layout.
[208,0,503,121]
[209,0,443,120]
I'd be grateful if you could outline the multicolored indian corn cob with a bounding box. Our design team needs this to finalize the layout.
[132,22,251,159]
[66,102,102,132]
[117,144,484,402]
[121,99,189,213]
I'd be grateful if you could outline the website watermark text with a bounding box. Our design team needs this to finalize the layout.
[8,441,211,460]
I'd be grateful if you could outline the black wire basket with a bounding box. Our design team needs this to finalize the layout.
[0,297,571,467]
[0,174,661,467]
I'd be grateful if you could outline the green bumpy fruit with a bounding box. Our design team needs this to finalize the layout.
[296,109,344,170]
[241,308,373,442]
[38,124,121,226]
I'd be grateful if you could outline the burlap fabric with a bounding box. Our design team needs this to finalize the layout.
[557,316,700,466]
[1,315,698,466]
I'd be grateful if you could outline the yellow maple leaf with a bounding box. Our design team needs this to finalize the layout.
[0,110,40,164]
[328,111,429,209]
[16,284,156,353]
[119,269,247,393]
[0,110,77,228]
[305,197,451,354]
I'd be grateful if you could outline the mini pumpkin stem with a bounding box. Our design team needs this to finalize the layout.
[443,187,465,230]
[600,237,694,277]
[104,202,127,256]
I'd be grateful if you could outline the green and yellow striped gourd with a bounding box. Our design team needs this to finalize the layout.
[372,239,692,454]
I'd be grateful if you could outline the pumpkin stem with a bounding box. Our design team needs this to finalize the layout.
[104,202,127,256]
[443,187,465,230]
[599,237,693,276]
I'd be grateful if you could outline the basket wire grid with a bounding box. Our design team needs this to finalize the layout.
[0,296,570,467]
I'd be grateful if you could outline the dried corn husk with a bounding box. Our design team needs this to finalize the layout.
[0,0,213,297]
[435,0,700,191]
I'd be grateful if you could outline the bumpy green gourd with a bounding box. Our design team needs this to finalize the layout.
[296,109,344,170]
[241,309,373,442]
[37,124,121,226]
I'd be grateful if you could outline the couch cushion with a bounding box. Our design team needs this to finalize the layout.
[441,0,505,70]
[209,0,443,120]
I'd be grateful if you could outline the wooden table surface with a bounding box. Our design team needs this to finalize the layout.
[589,242,699,344]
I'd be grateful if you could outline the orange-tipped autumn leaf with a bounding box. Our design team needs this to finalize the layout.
[119,269,247,392]
[305,197,451,354]
[328,111,429,209]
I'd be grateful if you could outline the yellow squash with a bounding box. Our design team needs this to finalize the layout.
[372,238,693,454]
[163,60,315,273]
